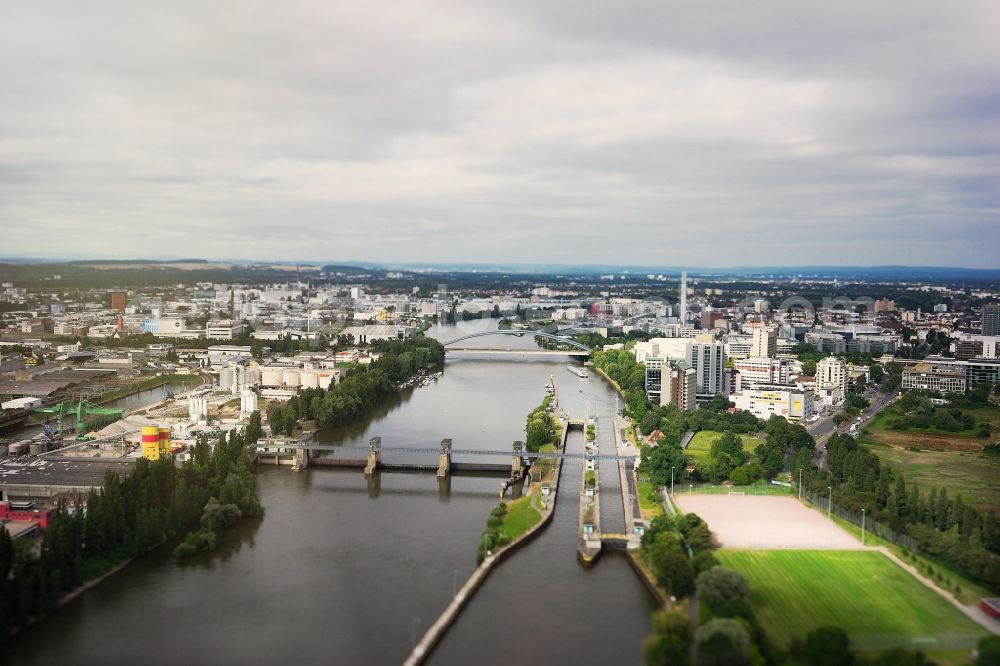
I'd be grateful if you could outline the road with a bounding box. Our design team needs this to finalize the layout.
[806,389,898,470]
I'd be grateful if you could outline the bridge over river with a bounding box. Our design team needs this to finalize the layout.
[441,330,592,356]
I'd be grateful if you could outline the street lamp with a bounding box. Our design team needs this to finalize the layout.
[827,486,833,520]
[670,466,675,496]
[798,468,803,500]
[861,508,866,546]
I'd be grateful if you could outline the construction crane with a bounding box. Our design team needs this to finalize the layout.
[33,401,125,439]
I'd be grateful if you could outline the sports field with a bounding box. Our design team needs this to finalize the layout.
[673,495,860,549]
[685,430,759,462]
[716,550,985,651]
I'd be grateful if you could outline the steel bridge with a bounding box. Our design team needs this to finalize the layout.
[441,330,592,355]
[251,442,632,461]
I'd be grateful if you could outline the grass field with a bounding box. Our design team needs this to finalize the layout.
[636,478,664,519]
[500,496,542,542]
[865,402,998,453]
[685,430,759,462]
[716,550,985,651]
[861,437,1000,512]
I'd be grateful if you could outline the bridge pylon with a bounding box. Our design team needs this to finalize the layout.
[511,440,525,479]
[437,438,452,478]
[365,436,382,476]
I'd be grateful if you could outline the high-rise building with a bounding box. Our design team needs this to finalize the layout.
[983,304,1000,336]
[751,327,777,358]
[690,335,726,397]
[637,335,726,398]
[817,356,848,395]
[644,357,697,411]
[110,291,127,311]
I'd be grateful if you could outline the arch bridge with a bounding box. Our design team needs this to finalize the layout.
[442,330,592,356]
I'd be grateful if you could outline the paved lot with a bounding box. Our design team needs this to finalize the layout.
[673,494,863,550]
[0,458,133,497]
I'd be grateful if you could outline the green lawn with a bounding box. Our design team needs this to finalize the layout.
[500,496,542,542]
[716,550,985,651]
[685,430,758,462]
[636,478,664,518]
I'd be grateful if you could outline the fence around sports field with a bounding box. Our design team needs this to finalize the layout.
[680,480,795,496]
[799,486,917,551]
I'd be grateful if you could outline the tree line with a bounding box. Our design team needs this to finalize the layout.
[0,413,265,638]
[798,432,999,590]
[266,337,445,435]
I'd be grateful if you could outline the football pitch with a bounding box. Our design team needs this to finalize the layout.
[716,550,985,651]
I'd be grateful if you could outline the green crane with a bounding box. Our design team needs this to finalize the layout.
[33,401,125,439]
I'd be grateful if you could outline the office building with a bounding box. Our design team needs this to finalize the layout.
[751,327,777,358]
[902,363,967,394]
[733,385,814,422]
[816,356,848,404]
[984,304,1000,336]
[733,357,789,390]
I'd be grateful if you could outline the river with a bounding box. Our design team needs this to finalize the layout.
[2,321,653,665]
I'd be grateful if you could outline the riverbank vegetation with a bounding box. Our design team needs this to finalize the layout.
[476,502,512,564]
[525,395,561,452]
[0,414,265,638]
[267,337,445,435]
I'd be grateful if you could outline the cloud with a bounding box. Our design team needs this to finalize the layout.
[0,0,998,267]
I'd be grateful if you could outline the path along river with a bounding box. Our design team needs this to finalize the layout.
[2,321,653,665]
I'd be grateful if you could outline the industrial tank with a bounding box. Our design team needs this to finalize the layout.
[261,368,283,387]
[282,370,300,387]
[300,372,319,389]
[219,368,235,390]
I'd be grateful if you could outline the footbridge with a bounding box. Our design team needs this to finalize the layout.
[442,330,592,356]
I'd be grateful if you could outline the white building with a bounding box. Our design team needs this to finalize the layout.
[206,320,247,340]
[733,357,789,391]
[635,334,726,398]
[816,356,848,405]
[724,334,753,359]
[734,385,814,422]
[751,327,777,358]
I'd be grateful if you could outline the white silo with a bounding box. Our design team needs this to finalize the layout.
[247,367,262,387]
[240,390,257,419]
[219,367,235,390]
[282,370,300,387]
[300,371,319,389]
[189,395,208,422]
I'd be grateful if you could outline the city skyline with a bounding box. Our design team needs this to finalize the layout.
[2,1,999,266]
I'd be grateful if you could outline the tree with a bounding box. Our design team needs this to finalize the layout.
[803,626,852,666]
[696,618,750,666]
[696,566,749,612]
[975,636,1000,666]
[644,442,688,487]
[645,607,692,666]
[710,431,747,466]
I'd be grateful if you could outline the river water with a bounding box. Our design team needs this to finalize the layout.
[2,321,653,665]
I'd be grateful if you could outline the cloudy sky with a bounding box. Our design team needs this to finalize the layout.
[1,1,998,268]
